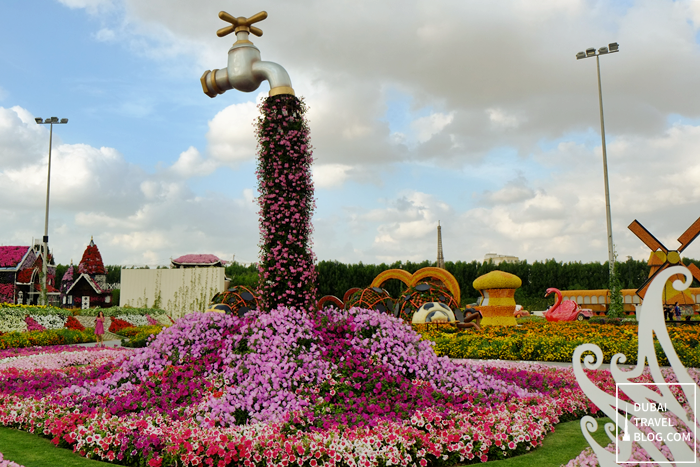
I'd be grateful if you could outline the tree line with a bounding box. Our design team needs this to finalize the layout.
[55,258,700,309]
[225,257,700,306]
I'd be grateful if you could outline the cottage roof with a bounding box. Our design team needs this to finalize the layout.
[62,262,75,282]
[66,273,109,296]
[171,254,224,268]
[0,246,31,270]
[78,237,106,275]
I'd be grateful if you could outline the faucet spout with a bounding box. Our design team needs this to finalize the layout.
[252,61,294,97]
[201,11,295,98]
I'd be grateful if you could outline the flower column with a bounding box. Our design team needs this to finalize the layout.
[255,95,317,311]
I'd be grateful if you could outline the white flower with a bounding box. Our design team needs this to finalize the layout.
[31,314,67,330]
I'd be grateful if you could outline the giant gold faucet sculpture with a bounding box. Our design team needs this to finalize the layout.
[201,11,295,98]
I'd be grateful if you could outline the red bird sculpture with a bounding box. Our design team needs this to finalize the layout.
[544,287,585,321]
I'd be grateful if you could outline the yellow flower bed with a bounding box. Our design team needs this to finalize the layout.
[0,328,95,350]
[415,321,700,368]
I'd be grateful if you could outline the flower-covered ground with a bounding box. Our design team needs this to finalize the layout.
[0,307,698,467]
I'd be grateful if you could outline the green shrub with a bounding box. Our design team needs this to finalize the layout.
[77,306,168,317]
[120,325,163,348]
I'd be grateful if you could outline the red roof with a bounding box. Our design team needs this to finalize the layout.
[78,238,106,275]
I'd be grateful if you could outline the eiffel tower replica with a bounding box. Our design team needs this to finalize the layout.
[437,221,445,269]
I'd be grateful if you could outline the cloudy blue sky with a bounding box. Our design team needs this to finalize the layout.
[1,0,700,267]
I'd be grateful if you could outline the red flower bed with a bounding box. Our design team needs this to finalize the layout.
[64,316,85,332]
[17,268,34,283]
[109,318,135,334]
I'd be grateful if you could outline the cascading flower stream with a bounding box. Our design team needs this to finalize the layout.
[255,95,317,312]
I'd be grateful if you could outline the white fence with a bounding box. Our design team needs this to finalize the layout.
[119,268,225,319]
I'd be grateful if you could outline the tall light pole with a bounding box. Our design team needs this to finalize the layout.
[35,116,68,305]
[576,42,619,279]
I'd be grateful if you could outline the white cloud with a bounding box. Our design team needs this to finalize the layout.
[0,105,258,266]
[58,0,115,14]
[94,28,116,42]
[170,147,216,178]
[6,1,700,268]
[487,108,524,130]
[410,112,454,144]
[205,100,260,166]
[313,164,353,189]
[481,176,536,205]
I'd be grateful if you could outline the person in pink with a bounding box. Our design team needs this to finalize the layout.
[94,310,105,347]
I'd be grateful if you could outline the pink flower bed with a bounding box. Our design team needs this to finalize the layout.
[0,452,25,467]
[0,348,130,371]
[0,307,696,466]
[24,316,45,332]
[146,314,159,326]
[0,284,13,304]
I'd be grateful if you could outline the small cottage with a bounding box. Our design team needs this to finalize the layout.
[64,238,112,309]
[0,242,58,305]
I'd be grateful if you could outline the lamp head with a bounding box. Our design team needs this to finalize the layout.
[609,42,619,52]
[50,117,59,123]
[598,46,609,54]
[585,48,596,57]
[35,117,42,124]
[60,118,68,124]
[576,51,586,60]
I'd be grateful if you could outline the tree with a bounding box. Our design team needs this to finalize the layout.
[607,249,625,318]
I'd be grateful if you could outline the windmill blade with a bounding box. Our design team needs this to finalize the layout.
[637,262,700,300]
[677,216,700,253]
[687,263,700,284]
[635,262,671,299]
[628,220,667,253]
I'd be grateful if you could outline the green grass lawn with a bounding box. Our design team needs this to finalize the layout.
[0,426,112,466]
[483,418,613,466]
[0,418,614,467]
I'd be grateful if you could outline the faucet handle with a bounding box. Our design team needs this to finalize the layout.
[217,11,267,38]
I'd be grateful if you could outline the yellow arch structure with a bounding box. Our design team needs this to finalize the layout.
[370,269,413,289]
[370,267,461,306]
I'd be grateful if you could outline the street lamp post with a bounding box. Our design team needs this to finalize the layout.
[34,116,68,305]
[576,42,619,279]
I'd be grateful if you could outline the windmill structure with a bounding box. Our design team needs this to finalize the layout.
[628,217,700,303]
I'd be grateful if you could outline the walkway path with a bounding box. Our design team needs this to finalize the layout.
[73,315,123,347]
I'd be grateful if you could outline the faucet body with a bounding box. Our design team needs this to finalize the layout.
[202,30,294,98]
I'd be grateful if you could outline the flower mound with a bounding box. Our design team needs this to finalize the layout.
[1,307,607,467]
